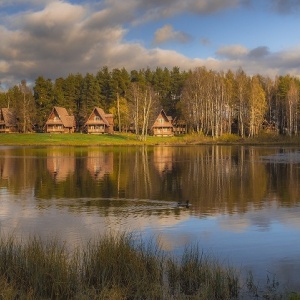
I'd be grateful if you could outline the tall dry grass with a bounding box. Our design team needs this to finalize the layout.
[0,232,298,299]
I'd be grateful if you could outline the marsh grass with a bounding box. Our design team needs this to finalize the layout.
[0,233,298,299]
[166,245,239,299]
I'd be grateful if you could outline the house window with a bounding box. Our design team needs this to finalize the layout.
[54,116,59,121]
[159,118,163,123]
[94,116,100,121]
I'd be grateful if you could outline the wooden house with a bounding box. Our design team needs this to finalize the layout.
[44,107,75,133]
[151,109,174,136]
[172,117,187,135]
[84,107,114,134]
[0,108,17,133]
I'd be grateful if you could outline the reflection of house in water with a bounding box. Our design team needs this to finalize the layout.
[86,152,113,180]
[47,150,75,182]
[0,150,17,180]
[153,147,174,176]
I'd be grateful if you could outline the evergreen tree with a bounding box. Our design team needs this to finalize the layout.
[33,76,54,129]
[96,66,112,109]
[78,73,101,129]
[111,68,130,131]
[63,73,83,127]
[53,77,66,107]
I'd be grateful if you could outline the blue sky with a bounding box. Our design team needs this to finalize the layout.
[1,0,300,88]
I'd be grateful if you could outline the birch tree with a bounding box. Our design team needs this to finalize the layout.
[248,76,267,137]
[128,82,158,141]
[181,67,208,133]
[286,79,299,135]
[234,69,249,137]
[17,80,36,132]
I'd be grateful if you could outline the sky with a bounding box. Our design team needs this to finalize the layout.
[1,0,300,89]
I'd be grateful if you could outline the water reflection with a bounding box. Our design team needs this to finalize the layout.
[0,145,300,290]
[86,150,113,180]
[1,146,300,210]
[47,148,76,182]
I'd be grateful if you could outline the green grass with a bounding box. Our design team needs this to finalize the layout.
[1,132,300,146]
[0,232,298,299]
[0,133,185,146]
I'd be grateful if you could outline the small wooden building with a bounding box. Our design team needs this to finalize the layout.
[152,109,174,137]
[84,107,114,134]
[44,106,75,133]
[0,108,17,133]
[172,117,187,135]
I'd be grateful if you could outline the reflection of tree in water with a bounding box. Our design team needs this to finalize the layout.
[152,147,184,201]
[0,148,37,194]
[265,160,300,206]
[180,146,270,214]
[1,146,300,215]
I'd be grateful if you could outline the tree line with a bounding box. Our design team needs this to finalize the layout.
[1,66,300,138]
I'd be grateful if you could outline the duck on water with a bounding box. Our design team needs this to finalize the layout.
[177,200,191,208]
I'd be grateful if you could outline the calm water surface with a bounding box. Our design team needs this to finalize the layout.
[0,145,300,290]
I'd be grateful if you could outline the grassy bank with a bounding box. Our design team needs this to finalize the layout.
[0,233,299,299]
[1,132,300,146]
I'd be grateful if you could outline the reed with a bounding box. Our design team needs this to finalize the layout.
[0,233,298,299]
[0,235,79,299]
[81,233,164,299]
[166,245,239,299]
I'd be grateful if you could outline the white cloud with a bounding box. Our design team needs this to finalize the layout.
[216,44,249,59]
[153,24,191,45]
[1,0,300,88]
[131,0,242,24]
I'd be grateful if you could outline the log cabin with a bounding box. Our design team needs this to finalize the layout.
[0,108,17,133]
[151,109,174,136]
[84,107,114,134]
[44,107,76,133]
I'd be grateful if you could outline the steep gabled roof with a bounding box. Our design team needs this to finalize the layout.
[46,106,75,128]
[84,107,111,127]
[0,108,17,127]
[152,109,174,128]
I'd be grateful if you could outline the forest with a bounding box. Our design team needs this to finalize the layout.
[1,66,300,138]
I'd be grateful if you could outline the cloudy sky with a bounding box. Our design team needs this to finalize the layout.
[1,0,300,88]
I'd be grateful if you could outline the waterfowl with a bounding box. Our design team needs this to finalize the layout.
[177,200,191,208]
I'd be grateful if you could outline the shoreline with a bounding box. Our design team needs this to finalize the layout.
[0,132,300,147]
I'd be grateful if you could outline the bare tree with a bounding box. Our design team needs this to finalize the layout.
[286,80,299,136]
[248,76,267,137]
[128,82,158,141]
[18,80,36,132]
[234,69,250,138]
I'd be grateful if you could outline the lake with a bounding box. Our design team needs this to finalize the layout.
[0,145,299,291]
